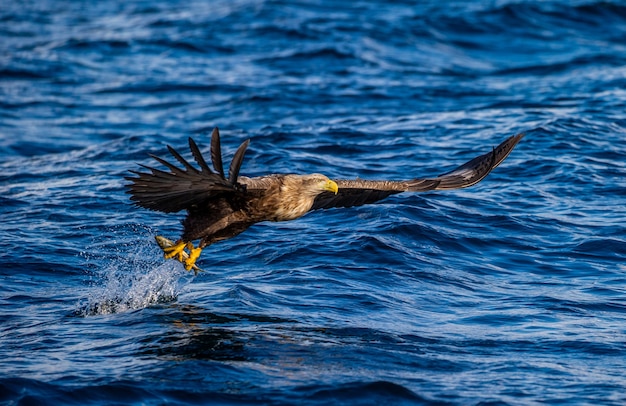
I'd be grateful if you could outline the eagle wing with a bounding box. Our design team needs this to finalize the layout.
[125,128,250,213]
[311,133,523,210]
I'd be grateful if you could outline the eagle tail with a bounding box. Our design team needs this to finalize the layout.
[125,127,249,213]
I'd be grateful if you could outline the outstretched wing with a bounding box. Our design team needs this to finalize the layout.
[311,133,523,210]
[125,128,250,213]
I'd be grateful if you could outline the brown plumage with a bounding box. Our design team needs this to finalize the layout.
[126,127,523,271]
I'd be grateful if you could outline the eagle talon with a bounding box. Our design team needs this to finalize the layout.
[184,245,202,271]
[155,236,202,273]
[163,241,187,262]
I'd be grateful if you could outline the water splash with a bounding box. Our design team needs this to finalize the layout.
[78,225,194,316]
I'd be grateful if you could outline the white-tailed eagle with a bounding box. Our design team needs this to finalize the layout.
[126,128,523,271]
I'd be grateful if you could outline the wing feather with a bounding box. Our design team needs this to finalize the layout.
[210,127,225,178]
[311,133,523,210]
[125,129,251,213]
[147,155,187,176]
[188,137,213,174]
[166,145,200,174]
[432,133,523,189]
[228,139,250,185]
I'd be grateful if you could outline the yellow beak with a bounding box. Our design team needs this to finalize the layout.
[324,179,339,195]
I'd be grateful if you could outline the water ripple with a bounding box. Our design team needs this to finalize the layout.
[2,0,626,404]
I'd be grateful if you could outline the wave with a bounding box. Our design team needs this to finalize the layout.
[0,378,432,405]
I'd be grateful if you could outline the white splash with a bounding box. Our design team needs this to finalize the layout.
[79,226,195,315]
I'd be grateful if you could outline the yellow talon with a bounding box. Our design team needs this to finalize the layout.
[155,236,203,273]
[163,241,187,262]
[185,245,203,271]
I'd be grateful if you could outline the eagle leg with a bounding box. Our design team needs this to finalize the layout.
[163,240,188,262]
[184,242,202,271]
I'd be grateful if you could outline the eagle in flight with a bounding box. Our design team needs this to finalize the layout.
[126,128,523,271]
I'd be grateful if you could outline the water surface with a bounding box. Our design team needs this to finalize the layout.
[2,1,626,404]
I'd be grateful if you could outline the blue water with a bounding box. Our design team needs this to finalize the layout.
[2,0,626,404]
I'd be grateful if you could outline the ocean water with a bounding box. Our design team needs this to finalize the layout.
[2,0,626,404]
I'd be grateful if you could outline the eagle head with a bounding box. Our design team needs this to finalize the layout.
[302,174,338,197]
[270,174,338,221]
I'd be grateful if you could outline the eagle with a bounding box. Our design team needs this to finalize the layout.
[126,128,523,271]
